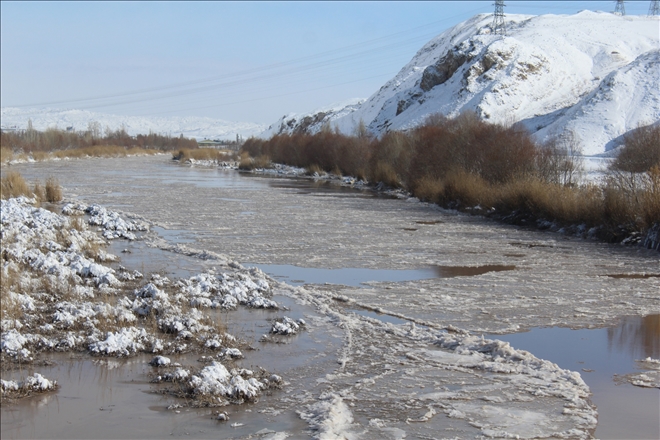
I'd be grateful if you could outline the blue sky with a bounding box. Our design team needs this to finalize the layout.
[1,1,654,124]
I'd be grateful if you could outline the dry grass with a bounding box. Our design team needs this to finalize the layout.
[441,169,497,208]
[498,178,604,225]
[31,151,49,162]
[412,176,445,204]
[0,265,23,324]
[1,147,14,164]
[40,275,75,302]
[305,164,324,176]
[80,239,102,261]
[1,171,31,199]
[253,155,272,169]
[2,145,159,162]
[51,145,125,159]
[604,166,660,230]
[238,153,272,170]
[411,171,609,228]
[32,182,46,203]
[45,177,63,202]
[641,166,660,228]
[370,161,401,188]
[173,148,235,163]
[68,216,86,232]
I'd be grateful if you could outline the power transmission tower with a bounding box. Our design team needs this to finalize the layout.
[614,0,626,15]
[649,0,660,16]
[492,0,506,35]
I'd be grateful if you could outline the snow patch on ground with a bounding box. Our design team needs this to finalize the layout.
[1,197,283,409]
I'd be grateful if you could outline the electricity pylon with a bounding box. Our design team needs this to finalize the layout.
[492,0,506,35]
[614,0,626,15]
[649,0,660,16]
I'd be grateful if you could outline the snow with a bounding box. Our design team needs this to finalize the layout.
[298,393,359,440]
[86,204,147,240]
[1,373,57,396]
[0,107,267,141]
[187,361,268,402]
[149,355,171,367]
[263,11,659,156]
[1,196,279,365]
[270,316,306,335]
[260,98,365,139]
[88,327,150,357]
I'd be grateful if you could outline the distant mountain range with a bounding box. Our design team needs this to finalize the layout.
[0,107,267,141]
[261,11,659,156]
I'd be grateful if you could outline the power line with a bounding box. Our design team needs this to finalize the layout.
[650,0,660,16]
[11,6,486,111]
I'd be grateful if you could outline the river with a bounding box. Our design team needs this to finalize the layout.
[2,155,658,439]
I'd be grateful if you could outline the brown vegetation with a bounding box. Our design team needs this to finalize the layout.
[241,112,660,243]
[611,123,660,172]
[0,171,30,199]
[238,152,272,170]
[1,171,64,203]
[45,177,63,202]
[172,148,236,163]
[1,126,197,164]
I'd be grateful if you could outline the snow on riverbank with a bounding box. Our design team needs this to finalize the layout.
[1,373,58,399]
[0,196,281,406]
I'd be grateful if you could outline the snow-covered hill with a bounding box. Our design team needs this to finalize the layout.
[259,98,365,139]
[263,11,659,156]
[0,108,267,141]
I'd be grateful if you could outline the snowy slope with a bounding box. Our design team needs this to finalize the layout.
[259,98,365,138]
[0,108,267,141]
[264,11,659,156]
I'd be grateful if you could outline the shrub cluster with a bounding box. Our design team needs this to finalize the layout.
[241,114,659,241]
[172,148,237,163]
[1,125,198,159]
[1,172,63,203]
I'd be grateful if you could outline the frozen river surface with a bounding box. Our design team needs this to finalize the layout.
[3,155,659,439]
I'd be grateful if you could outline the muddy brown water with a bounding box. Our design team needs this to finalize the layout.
[3,156,659,439]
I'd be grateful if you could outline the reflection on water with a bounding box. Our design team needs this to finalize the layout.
[246,264,438,287]
[435,264,515,277]
[248,264,516,287]
[487,315,660,440]
[608,314,660,359]
[151,226,197,244]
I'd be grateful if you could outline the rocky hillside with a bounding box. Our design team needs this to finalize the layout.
[262,11,659,156]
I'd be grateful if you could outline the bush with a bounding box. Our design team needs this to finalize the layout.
[604,166,660,231]
[239,112,655,243]
[32,182,46,202]
[45,177,63,202]
[173,148,234,162]
[0,126,197,155]
[1,171,30,199]
[611,124,660,172]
